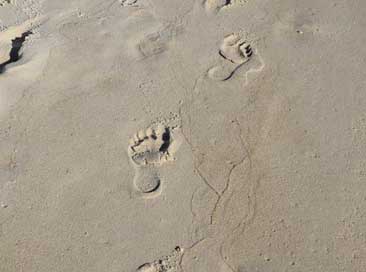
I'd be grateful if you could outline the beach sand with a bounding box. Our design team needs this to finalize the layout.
[1,0,366,271]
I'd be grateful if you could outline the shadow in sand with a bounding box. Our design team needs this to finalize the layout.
[0,31,32,74]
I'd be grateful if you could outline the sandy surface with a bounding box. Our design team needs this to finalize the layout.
[1,0,366,271]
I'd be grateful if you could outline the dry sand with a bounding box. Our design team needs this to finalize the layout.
[1,0,366,271]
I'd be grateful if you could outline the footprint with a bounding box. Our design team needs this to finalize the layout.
[119,0,138,7]
[208,33,257,81]
[137,246,183,272]
[204,0,231,14]
[0,0,11,7]
[135,24,182,59]
[137,32,167,58]
[128,124,176,194]
[219,33,252,64]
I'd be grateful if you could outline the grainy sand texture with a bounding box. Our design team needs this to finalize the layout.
[1,0,366,271]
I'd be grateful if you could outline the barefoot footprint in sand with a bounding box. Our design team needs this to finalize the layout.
[204,0,232,14]
[137,246,183,272]
[119,0,137,6]
[208,33,254,81]
[0,0,11,7]
[219,33,253,64]
[128,124,175,194]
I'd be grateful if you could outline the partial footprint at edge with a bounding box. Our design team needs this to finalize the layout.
[204,0,232,14]
[204,0,248,14]
[136,246,183,272]
[128,124,179,195]
[208,33,262,81]
[0,0,11,7]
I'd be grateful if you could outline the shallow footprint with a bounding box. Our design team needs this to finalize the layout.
[208,33,254,81]
[128,124,175,195]
[137,32,167,58]
[134,24,183,59]
[137,246,183,272]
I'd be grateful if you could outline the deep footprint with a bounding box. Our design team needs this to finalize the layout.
[128,124,174,194]
[208,33,253,81]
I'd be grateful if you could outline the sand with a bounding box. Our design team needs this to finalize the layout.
[1,0,366,271]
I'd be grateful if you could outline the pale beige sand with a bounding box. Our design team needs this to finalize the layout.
[1,0,366,271]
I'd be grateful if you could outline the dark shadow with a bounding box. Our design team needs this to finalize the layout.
[159,128,171,152]
[0,31,32,74]
[0,0,11,7]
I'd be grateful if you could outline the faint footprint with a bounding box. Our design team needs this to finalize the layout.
[208,33,259,81]
[128,124,176,194]
[137,32,167,58]
[135,24,183,59]
[137,246,183,272]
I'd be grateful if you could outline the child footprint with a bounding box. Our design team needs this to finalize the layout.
[128,124,174,195]
[208,33,253,81]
